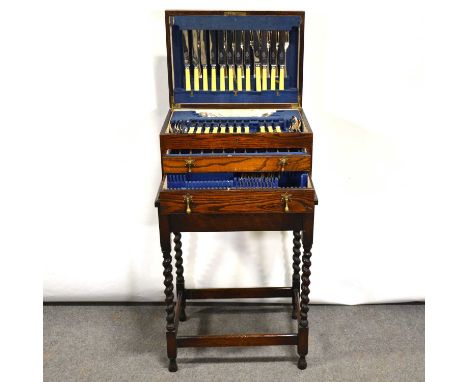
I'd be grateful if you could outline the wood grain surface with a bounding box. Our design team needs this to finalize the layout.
[162,154,311,173]
[160,132,313,151]
[158,188,315,215]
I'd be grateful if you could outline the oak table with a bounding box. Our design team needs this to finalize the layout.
[155,200,317,372]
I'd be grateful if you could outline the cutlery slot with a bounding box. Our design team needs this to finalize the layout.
[166,148,306,156]
[166,171,308,190]
[167,109,305,134]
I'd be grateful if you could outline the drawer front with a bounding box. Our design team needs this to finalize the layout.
[162,155,311,173]
[160,132,312,151]
[158,188,315,215]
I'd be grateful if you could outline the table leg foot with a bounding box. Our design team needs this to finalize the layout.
[168,358,178,372]
[298,355,307,370]
[179,309,187,322]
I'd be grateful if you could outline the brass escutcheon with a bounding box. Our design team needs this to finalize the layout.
[278,157,289,172]
[281,193,292,213]
[183,194,192,214]
[185,158,195,173]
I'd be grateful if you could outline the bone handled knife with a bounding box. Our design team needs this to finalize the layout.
[253,30,261,91]
[191,30,200,91]
[182,30,191,91]
[278,30,288,91]
[235,30,243,91]
[260,30,269,91]
[244,30,252,91]
[209,30,217,91]
[199,30,208,91]
[269,31,278,90]
[218,30,226,91]
[226,30,235,91]
[284,30,289,78]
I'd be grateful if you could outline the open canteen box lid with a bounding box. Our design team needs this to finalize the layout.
[165,10,305,109]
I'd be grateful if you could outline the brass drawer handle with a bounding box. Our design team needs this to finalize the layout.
[183,194,192,214]
[185,159,195,173]
[278,157,289,172]
[281,193,292,213]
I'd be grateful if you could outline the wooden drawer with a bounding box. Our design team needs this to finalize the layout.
[162,154,311,173]
[157,176,316,215]
[160,131,313,151]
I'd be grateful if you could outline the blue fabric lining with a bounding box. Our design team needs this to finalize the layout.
[170,109,301,133]
[173,15,300,30]
[173,89,298,104]
[170,15,300,104]
[171,109,300,121]
[167,148,305,156]
[167,172,308,189]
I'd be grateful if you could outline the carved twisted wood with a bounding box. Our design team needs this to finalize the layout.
[173,232,186,321]
[292,231,301,288]
[173,233,184,288]
[162,249,175,331]
[292,231,302,319]
[300,247,312,328]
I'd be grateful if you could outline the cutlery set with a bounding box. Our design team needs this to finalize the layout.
[182,30,289,92]
[168,116,302,134]
[167,172,308,189]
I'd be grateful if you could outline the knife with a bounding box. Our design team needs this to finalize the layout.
[269,31,278,90]
[226,30,234,91]
[285,31,289,79]
[235,30,243,91]
[182,30,191,91]
[253,30,261,91]
[191,30,200,91]
[260,30,269,91]
[244,30,252,91]
[278,30,287,90]
[209,30,217,91]
[218,30,226,91]
[199,30,208,91]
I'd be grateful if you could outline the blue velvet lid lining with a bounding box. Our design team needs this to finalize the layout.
[173,15,300,30]
[170,15,301,105]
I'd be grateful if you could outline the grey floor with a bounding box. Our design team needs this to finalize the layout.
[43,303,424,382]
